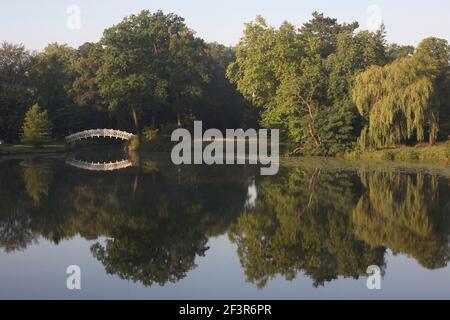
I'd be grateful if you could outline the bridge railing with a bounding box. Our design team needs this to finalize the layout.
[65,129,135,143]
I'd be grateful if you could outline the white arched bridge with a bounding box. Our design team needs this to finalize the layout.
[66,158,133,171]
[65,129,135,143]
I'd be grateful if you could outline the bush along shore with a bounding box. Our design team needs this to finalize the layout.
[344,142,450,162]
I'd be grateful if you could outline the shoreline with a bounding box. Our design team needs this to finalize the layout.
[343,143,450,162]
[2,142,449,164]
[0,143,67,156]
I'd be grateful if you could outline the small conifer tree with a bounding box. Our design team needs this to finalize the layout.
[21,104,53,147]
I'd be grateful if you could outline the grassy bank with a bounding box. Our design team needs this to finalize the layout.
[0,143,67,155]
[344,142,450,162]
[3,139,450,164]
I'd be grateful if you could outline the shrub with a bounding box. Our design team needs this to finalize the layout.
[381,150,395,161]
[142,127,159,143]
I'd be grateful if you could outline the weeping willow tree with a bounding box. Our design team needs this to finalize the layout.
[354,37,450,149]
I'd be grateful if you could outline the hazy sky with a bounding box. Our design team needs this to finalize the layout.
[1,0,449,51]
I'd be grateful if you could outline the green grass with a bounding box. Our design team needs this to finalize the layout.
[344,142,450,162]
[0,143,67,155]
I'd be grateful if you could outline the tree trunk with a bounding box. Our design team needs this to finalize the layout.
[151,113,156,129]
[429,132,435,146]
[131,107,140,133]
[308,123,321,147]
[133,172,140,194]
[297,93,321,146]
[131,107,141,143]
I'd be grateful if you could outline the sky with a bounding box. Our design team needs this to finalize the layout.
[1,0,449,51]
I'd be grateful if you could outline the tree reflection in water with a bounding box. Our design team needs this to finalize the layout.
[0,155,450,288]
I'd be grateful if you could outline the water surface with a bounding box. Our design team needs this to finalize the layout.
[1,149,450,299]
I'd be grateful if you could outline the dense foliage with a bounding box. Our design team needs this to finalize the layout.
[227,13,388,155]
[0,10,250,144]
[1,10,449,155]
[228,13,450,155]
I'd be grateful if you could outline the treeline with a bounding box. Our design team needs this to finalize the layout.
[228,13,450,155]
[0,10,253,143]
[1,10,449,155]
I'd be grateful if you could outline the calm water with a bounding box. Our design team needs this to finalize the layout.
[1,149,450,299]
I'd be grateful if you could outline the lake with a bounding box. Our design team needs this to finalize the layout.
[1,149,450,299]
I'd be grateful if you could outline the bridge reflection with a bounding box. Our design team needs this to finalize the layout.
[66,158,133,171]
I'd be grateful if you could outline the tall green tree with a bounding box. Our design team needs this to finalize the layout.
[0,43,34,142]
[97,10,209,136]
[165,24,209,127]
[72,43,103,109]
[31,43,77,136]
[300,12,359,58]
[70,42,109,130]
[416,38,450,140]
[327,29,387,106]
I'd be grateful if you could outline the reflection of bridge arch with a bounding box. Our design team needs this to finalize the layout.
[65,129,135,143]
[66,158,133,171]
